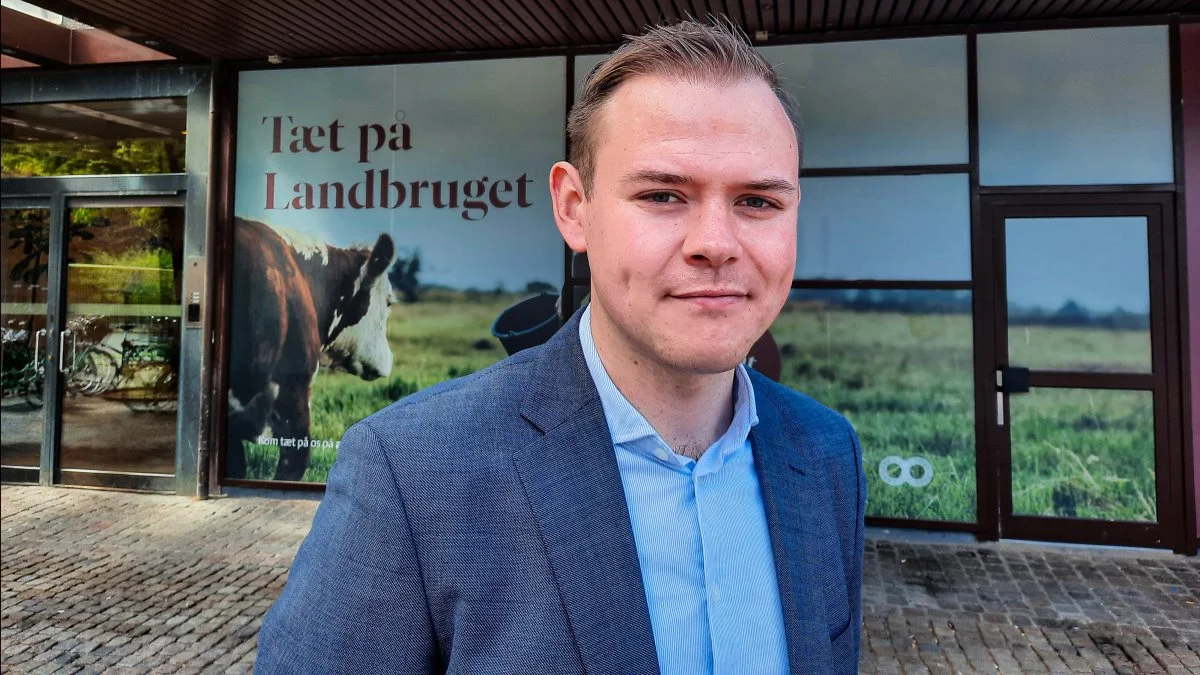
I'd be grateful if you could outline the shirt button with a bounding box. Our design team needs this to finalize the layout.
[654,448,670,462]
[713,586,721,601]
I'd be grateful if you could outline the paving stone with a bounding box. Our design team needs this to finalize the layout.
[2,484,1198,673]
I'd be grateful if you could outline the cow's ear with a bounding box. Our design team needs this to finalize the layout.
[364,233,395,281]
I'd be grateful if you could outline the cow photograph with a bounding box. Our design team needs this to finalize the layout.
[229,58,566,482]
[226,217,395,481]
[225,215,563,483]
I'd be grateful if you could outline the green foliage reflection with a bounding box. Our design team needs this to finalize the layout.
[1,138,184,178]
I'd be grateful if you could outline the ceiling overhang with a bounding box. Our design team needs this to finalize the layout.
[8,0,1200,65]
[0,2,172,67]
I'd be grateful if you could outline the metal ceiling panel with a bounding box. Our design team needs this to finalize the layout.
[22,0,1197,62]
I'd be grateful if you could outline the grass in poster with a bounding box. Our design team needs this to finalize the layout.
[243,296,1156,525]
[243,293,517,482]
[771,303,979,523]
[771,302,1154,523]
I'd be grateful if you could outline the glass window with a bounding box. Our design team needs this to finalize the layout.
[574,54,608,96]
[1,98,187,177]
[773,289,976,522]
[59,206,183,477]
[1005,217,1151,373]
[1,207,51,472]
[761,36,968,168]
[978,26,1172,186]
[1010,388,1155,522]
[797,174,970,281]
[230,58,566,483]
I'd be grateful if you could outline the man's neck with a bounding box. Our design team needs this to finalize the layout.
[588,308,736,460]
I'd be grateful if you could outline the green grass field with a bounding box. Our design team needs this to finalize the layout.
[242,294,516,482]
[1008,325,1151,373]
[242,297,1157,525]
[771,303,979,522]
[771,302,1154,523]
[1009,388,1155,521]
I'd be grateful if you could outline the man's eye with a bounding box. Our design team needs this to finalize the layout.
[740,196,774,210]
[642,192,680,204]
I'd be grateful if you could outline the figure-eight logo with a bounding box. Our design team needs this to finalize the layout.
[879,455,934,488]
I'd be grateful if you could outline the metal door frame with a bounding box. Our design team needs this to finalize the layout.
[2,180,186,491]
[1,196,55,485]
[977,192,1188,551]
[0,62,213,495]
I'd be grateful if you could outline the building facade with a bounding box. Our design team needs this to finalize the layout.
[1,0,1198,554]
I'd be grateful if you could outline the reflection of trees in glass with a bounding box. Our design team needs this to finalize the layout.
[4,207,182,309]
[66,208,183,306]
[7,210,111,304]
[1,138,185,177]
[6,209,51,305]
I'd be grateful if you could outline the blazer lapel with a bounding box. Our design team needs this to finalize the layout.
[750,381,835,673]
[512,312,660,675]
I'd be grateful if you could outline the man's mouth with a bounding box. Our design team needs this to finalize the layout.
[669,289,748,309]
[672,289,747,299]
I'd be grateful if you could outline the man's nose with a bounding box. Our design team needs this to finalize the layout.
[681,201,740,267]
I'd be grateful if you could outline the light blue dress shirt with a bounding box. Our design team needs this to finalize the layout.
[579,307,790,675]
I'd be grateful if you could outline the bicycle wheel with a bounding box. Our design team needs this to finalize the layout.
[69,347,118,395]
[23,371,43,408]
[144,365,178,412]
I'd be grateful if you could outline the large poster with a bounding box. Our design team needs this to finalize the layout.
[229,58,566,482]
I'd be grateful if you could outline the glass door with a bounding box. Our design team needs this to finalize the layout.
[55,197,184,490]
[986,197,1176,548]
[1,201,51,483]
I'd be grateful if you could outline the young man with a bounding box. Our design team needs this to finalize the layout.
[257,19,865,675]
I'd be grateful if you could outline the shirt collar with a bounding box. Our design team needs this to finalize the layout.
[578,305,758,469]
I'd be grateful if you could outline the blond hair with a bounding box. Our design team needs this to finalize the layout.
[567,18,802,196]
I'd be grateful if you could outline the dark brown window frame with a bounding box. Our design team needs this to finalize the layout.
[206,16,1196,554]
[980,193,1184,551]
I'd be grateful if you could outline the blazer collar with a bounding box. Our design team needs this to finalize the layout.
[513,312,834,673]
[750,374,838,672]
[514,310,661,675]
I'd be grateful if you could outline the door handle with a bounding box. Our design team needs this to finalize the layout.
[33,328,44,370]
[995,366,1030,427]
[998,366,1030,394]
[58,329,75,374]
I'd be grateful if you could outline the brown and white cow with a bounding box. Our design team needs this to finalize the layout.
[227,217,395,481]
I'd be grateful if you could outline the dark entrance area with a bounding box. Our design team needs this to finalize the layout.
[1,192,185,491]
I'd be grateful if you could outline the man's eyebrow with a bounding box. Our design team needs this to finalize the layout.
[619,171,797,195]
[742,178,798,194]
[619,170,692,186]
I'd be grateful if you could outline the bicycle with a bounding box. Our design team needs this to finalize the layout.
[73,319,178,412]
[1,327,46,408]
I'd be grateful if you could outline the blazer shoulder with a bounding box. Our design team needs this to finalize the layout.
[357,346,540,442]
[750,370,856,446]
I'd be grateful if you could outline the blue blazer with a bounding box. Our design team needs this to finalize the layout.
[256,311,866,674]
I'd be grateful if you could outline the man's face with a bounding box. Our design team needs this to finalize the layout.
[564,74,799,376]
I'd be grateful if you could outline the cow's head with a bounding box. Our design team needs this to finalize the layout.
[325,233,395,380]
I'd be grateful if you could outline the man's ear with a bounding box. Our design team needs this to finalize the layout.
[549,161,587,253]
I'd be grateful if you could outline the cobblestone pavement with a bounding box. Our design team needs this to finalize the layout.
[861,536,1199,673]
[2,485,1197,674]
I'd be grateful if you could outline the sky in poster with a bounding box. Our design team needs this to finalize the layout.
[236,58,566,292]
